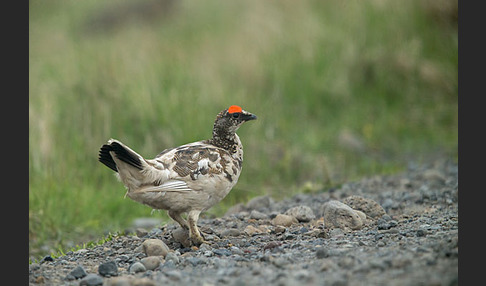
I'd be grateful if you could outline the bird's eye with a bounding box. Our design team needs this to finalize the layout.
[232,113,240,119]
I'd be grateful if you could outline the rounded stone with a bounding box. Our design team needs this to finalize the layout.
[129,261,146,273]
[285,205,316,222]
[79,274,103,286]
[142,239,170,257]
[98,260,118,277]
[272,214,298,227]
[141,256,162,270]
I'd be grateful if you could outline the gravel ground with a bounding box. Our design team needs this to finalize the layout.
[29,159,458,286]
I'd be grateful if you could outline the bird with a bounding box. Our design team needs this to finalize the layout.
[98,105,257,245]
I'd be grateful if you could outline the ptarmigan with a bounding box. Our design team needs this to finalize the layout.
[98,105,257,245]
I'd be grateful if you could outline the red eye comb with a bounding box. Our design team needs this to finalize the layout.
[228,105,242,114]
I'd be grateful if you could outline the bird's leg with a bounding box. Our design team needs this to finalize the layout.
[187,210,206,245]
[168,210,189,230]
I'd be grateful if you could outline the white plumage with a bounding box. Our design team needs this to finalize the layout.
[99,105,257,245]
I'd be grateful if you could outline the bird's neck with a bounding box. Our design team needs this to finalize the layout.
[210,129,240,152]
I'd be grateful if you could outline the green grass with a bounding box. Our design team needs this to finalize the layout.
[29,0,457,260]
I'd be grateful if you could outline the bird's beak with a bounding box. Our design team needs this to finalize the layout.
[242,112,257,121]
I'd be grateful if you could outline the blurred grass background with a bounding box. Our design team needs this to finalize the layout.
[29,0,457,260]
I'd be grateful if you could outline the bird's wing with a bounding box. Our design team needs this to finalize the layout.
[149,141,230,185]
[135,180,193,193]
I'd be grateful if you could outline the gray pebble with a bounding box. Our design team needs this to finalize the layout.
[165,252,180,264]
[161,259,176,269]
[115,255,130,264]
[377,218,398,230]
[135,228,148,237]
[69,265,87,279]
[141,256,161,270]
[285,205,315,222]
[187,257,206,266]
[129,261,146,273]
[321,200,364,230]
[98,260,118,277]
[416,229,427,237]
[316,248,328,259]
[199,243,212,251]
[149,227,162,236]
[79,273,103,286]
[213,248,232,256]
[342,195,386,219]
[171,228,192,248]
[250,210,269,220]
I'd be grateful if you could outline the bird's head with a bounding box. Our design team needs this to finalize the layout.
[212,105,257,141]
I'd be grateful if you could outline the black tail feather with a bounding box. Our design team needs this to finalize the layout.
[98,141,144,172]
[99,144,118,172]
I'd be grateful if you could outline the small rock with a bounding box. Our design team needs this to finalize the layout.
[320,200,364,230]
[69,265,87,279]
[342,195,386,219]
[142,239,170,257]
[381,198,397,210]
[162,259,176,269]
[187,257,206,266]
[230,246,243,255]
[329,228,345,237]
[213,248,232,256]
[171,228,192,248]
[141,256,162,270]
[79,274,103,286]
[285,205,316,222]
[165,252,180,264]
[115,254,130,264]
[221,228,242,237]
[98,260,118,277]
[416,229,428,237]
[250,210,269,220]
[272,214,298,227]
[244,225,263,236]
[40,255,54,263]
[199,243,212,251]
[148,228,162,236]
[263,241,282,251]
[135,228,148,237]
[129,261,146,273]
[316,248,328,259]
